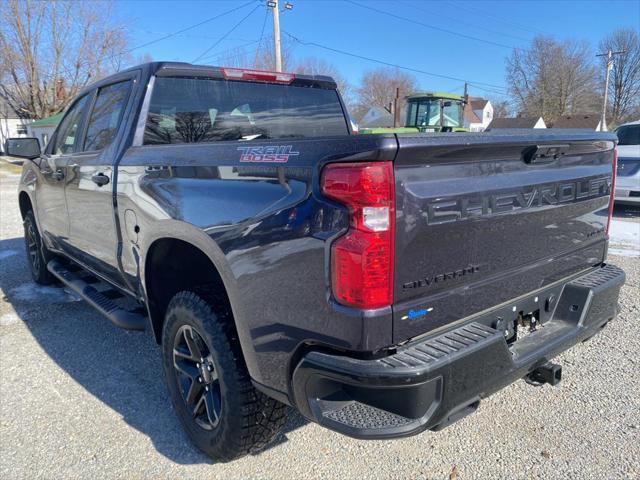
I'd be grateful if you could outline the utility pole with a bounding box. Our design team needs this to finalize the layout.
[393,87,400,128]
[596,49,625,132]
[462,82,468,128]
[268,0,282,72]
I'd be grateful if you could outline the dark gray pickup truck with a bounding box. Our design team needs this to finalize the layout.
[7,62,624,461]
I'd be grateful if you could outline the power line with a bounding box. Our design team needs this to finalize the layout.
[254,6,270,65]
[208,45,267,67]
[198,39,264,64]
[282,31,509,93]
[345,0,519,51]
[192,4,261,62]
[467,83,509,96]
[138,30,255,43]
[399,0,532,44]
[447,0,546,36]
[131,0,258,57]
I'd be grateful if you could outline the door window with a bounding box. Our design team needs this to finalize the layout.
[52,95,90,155]
[83,81,131,151]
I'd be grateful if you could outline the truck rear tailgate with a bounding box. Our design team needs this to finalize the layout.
[393,132,617,342]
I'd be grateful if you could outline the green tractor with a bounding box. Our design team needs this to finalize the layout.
[360,92,468,134]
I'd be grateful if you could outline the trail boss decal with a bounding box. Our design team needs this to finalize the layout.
[238,145,300,163]
[401,307,434,321]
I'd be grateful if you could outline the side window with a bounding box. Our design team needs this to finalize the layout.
[52,95,90,155]
[83,80,131,151]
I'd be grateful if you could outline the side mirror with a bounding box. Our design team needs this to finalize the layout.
[4,137,41,159]
[443,101,453,107]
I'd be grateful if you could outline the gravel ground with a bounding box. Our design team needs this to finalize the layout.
[1,160,639,479]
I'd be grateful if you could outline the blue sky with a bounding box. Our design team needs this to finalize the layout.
[118,0,639,99]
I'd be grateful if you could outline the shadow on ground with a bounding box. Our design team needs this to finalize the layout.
[0,236,307,465]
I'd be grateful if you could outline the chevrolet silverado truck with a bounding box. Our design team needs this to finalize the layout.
[7,62,624,461]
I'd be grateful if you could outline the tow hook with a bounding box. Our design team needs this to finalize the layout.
[525,362,562,386]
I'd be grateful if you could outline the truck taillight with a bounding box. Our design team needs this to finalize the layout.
[606,149,617,235]
[321,162,395,309]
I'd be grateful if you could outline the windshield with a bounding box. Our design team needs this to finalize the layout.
[615,124,639,146]
[406,99,439,127]
[143,77,348,144]
[405,98,461,128]
[442,102,460,127]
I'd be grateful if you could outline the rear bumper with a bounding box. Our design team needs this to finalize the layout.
[615,181,640,204]
[291,264,625,439]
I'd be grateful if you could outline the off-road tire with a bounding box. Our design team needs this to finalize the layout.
[23,210,54,285]
[162,290,289,461]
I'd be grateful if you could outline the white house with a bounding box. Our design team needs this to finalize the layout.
[0,99,32,154]
[359,106,394,128]
[463,97,493,132]
[27,113,62,150]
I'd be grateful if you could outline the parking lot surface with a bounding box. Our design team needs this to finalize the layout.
[1,161,639,479]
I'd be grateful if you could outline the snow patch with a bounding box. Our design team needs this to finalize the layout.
[608,248,639,258]
[0,312,20,326]
[608,219,639,258]
[10,283,81,304]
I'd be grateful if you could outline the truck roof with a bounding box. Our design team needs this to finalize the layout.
[405,92,464,101]
[83,61,338,93]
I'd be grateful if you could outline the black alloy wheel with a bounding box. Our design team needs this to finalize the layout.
[162,290,288,461]
[23,211,54,284]
[172,324,222,430]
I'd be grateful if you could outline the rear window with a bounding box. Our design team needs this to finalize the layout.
[616,124,639,146]
[143,77,348,145]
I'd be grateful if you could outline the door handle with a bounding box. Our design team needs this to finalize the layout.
[51,169,65,181]
[91,173,110,187]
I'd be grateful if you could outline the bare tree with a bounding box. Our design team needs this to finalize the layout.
[252,38,295,72]
[0,0,129,119]
[355,68,418,114]
[506,36,600,124]
[490,98,511,118]
[136,52,154,65]
[212,45,353,107]
[294,57,353,107]
[599,28,640,125]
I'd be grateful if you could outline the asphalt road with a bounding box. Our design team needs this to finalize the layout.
[1,160,639,479]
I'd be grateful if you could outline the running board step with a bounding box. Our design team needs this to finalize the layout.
[47,259,146,331]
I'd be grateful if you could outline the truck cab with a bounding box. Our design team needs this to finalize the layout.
[404,92,466,132]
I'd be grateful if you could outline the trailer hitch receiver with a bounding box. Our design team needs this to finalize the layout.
[526,362,562,386]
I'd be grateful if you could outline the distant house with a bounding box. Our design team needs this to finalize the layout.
[487,117,547,130]
[358,106,394,128]
[27,113,62,150]
[0,99,32,154]
[551,114,602,130]
[463,97,493,132]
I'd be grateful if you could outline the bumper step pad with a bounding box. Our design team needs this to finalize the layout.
[379,323,498,369]
[323,402,413,430]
